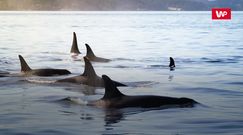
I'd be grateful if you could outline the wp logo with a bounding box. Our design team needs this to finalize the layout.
[212,8,231,20]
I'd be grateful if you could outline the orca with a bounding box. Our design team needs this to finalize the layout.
[169,57,175,68]
[0,74,8,77]
[169,57,175,70]
[57,57,125,87]
[85,43,111,62]
[70,32,81,55]
[88,75,198,109]
[0,71,10,77]
[19,55,71,77]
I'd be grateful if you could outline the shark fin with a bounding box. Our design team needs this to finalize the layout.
[18,55,32,72]
[102,75,125,99]
[70,32,81,54]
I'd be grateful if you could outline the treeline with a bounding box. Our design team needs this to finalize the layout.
[0,0,243,11]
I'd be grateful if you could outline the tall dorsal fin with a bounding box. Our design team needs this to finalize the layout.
[18,55,32,72]
[70,32,81,54]
[82,57,97,77]
[102,75,125,99]
[85,43,95,57]
[169,57,175,68]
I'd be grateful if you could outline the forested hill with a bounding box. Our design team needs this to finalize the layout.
[0,0,243,11]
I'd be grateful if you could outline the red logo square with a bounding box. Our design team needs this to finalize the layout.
[212,8,231,20]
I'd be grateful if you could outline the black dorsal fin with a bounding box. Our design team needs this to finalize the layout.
[70,32,81,54]
[102,75,125,99]
[85,43,95,57]
[18,55,32,72]
[169,57,175,68]
[82,57,97,77]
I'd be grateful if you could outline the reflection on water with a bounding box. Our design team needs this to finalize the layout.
[104,109,125,125]
[168,75,174,81]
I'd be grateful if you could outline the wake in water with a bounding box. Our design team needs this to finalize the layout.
[25,77,159,88]
[112,58,136,61]
[57,97,88,106]
[124,81,160,87]
[201,57,239,64]
[25,79,56,84]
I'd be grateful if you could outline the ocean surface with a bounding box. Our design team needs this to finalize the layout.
[0,11,243,135]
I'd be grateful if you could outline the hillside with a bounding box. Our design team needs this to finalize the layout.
[0,0,243,11]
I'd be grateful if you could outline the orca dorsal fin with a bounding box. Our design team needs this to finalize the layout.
[18,55,32,72]
[82,57,97,77]
[102,75,125,99]
[169,57,175,68]
[70,32,81,54]
[85,43,95,58]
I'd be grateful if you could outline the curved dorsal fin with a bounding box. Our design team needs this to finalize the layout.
[169,57,175,68]
[82,57,97,77]
[102,75,125,99]
[70,32,81,54]
[18,55,32,72]
[85,43,95,57]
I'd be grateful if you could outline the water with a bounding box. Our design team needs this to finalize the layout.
[0,11,243,135]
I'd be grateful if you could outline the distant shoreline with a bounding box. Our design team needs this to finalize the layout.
[1,0,242,11]
[0,10,241,11]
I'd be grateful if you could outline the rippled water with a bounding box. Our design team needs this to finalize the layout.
[0,11,243,135]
